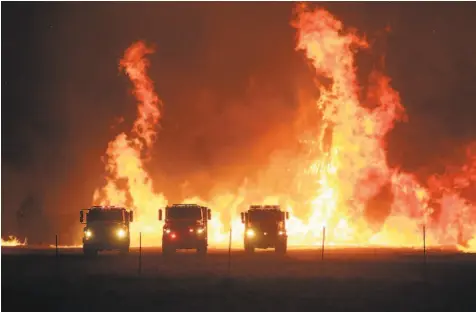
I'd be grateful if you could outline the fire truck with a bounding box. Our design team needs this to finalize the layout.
[158,204,211,255]
[80,206,133,256]
[241,205,289,254]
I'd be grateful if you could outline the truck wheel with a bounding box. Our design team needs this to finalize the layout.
[83,248,98,257]
[197,244,208,255]
[275,242,287,255]
[119,247,129,255]
[245,243,254,254]
[162,245,175,256]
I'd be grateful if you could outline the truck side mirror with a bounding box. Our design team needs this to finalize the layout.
[286,212,289,220]
[158,209,163,221]
[240,212,245,224]
[80,211,84,223]
[207,209,211,220]
[129,211,134,222]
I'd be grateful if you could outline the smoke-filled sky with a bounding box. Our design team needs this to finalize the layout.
[2,2,476,244]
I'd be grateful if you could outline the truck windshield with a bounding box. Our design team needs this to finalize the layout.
[88,209,124,222]
[167,207,202,220]
[249,210,281,222]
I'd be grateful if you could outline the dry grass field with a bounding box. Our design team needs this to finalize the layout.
[2,247,476,312]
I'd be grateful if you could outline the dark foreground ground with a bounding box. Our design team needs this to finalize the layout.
[2,247,476,312]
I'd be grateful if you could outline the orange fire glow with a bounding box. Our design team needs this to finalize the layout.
[89,5,475,251]
[458,237,476,253]
[93,41,167,246]
[1,236,27,247]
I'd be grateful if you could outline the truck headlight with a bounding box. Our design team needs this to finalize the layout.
[196,228,205,234]
[278,230,285,236]
[246,229,255,238]
[85,229,92,239]
[117,229,126,238]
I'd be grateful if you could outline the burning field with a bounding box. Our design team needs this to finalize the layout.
[84,5,476,251]
[3,4,476,312]
[1,236,27,247]
[3,4,475,252]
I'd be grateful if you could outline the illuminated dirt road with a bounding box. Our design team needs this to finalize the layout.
[2,247,476,311]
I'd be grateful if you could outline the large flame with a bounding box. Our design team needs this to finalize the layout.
[93,41,167,246]
[291,4,475,249]
[1,236,27,247]
[458,236,476,253]
[89,6,475,251]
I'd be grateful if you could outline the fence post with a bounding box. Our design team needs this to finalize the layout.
[321,226,326,261]
[228,227,232,276]
[138,232,142,275]
[55,234,58,258]
[55,234,60,277]
[423,224,426,264]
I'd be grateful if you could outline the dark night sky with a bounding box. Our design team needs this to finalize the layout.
[2,2,476,244]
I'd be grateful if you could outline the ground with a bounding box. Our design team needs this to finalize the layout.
[2,247,476,311]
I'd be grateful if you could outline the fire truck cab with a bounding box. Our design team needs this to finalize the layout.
[80,206,133,257]
[158,204,211,255]
[241,205,289,254]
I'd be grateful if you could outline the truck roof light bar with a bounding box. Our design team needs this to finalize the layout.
[249,205,281,210]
